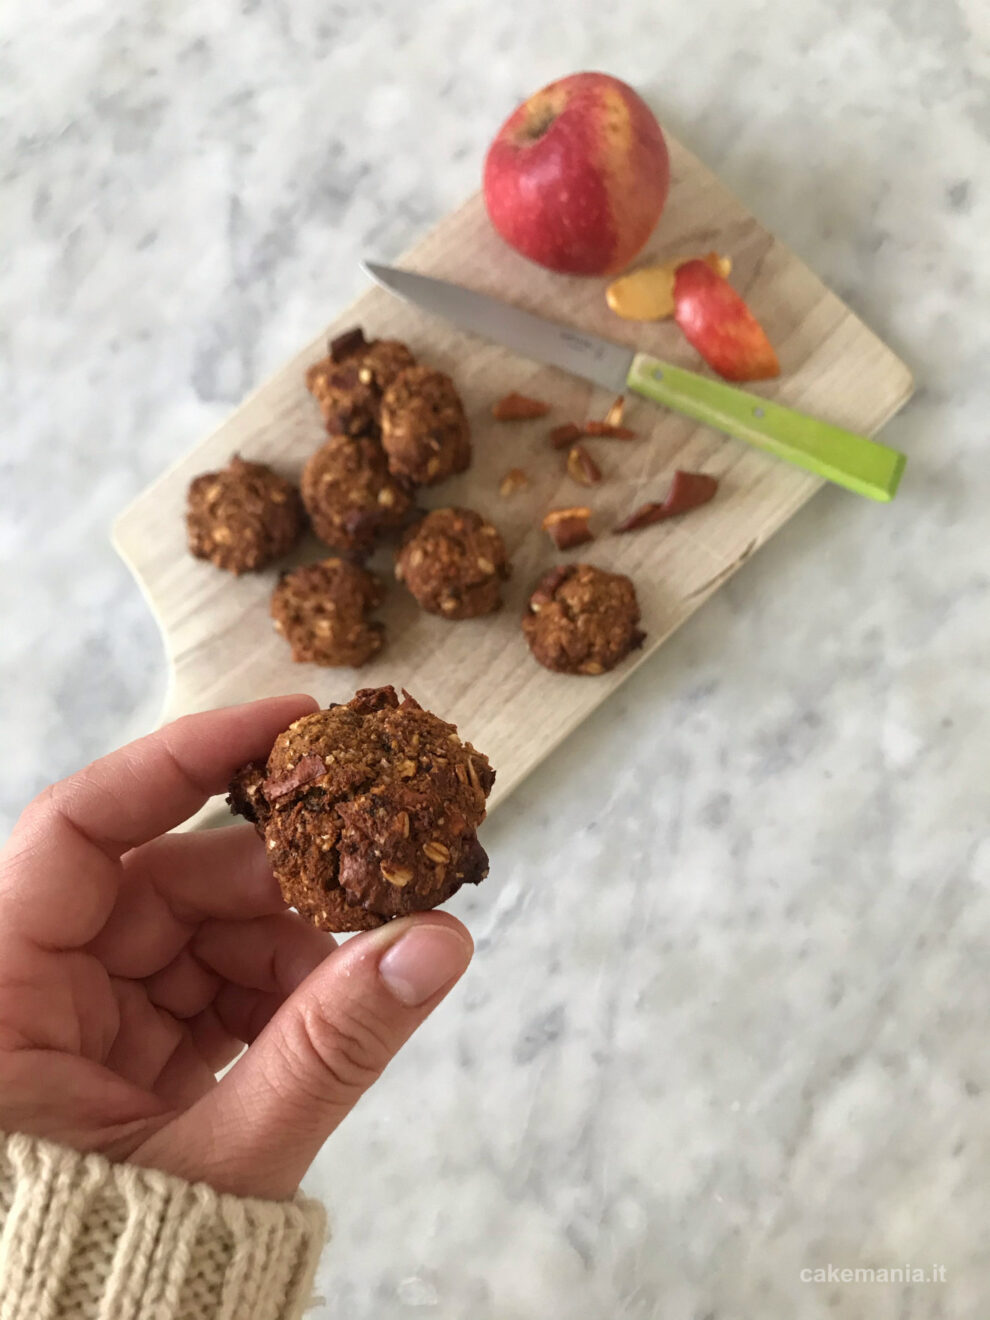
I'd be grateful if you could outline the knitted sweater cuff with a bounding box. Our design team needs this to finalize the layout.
[0,1131,327,1320]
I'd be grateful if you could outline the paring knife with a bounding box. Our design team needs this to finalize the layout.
[363,262,906,502]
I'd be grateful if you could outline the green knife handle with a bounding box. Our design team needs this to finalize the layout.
[626,352,906,501]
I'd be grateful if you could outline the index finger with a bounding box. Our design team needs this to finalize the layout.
[0,694,316,950]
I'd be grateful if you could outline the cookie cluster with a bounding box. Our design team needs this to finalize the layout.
[185,324,645,678]
[185,326,510,667]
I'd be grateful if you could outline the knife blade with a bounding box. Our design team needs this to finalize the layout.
[363,261,907,501]
[364,262,633,393]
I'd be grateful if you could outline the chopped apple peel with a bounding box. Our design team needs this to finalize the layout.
[614,470,719,533]
[606,252,732,322]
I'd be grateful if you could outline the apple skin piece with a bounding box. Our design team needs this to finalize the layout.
[673,259,780,382]
[483,72,670,277]
[613,471,718,533]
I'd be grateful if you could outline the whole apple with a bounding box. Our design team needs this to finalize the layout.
[483,72,670,277]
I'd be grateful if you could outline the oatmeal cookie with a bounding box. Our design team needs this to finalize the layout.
[186,455,303,574]
[380,366,471,486]
[395,508,509,619]
[301,434,413,556]
[271,559,385,667]
[522,563,645,675]
[228,686,495,931]
[305,327,415,436]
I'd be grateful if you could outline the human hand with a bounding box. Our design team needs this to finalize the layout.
[0,696,473,1200]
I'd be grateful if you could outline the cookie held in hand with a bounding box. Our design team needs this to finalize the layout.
[229,686,495,931]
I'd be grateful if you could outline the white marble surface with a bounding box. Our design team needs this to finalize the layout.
[4,1,990,1315]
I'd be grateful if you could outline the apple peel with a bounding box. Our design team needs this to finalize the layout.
[543,506,594,550]
[614,470,718,533]
[606,252,731,322]
[584,420,635,439]
[566,444,602,487]
[492,391,551,421]
[603,396,626,427]
[673,260,779,382]
[499,467,529,496]
[549,422,583,450]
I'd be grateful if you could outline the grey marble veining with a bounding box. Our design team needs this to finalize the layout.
[4,1,990,1315]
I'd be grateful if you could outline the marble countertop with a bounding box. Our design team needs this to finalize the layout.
[4,1,989,1315]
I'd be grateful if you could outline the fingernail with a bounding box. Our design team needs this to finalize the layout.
[378,925,473,1007]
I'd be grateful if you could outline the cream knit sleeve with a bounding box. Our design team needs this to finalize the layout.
[0,1131,327,1320]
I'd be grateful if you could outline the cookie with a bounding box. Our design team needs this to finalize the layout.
[186,455,304,574]
[228,686,495,931]
[305,327,415,437]
[271,559,385,667]
[301,434,413,556]
[380,366,471,486]
[395,507,510,619]
[522,563,645,675]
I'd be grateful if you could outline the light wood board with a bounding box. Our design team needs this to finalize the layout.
[113,135,914,813]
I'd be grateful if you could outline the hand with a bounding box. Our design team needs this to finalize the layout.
[0,696,473,1200]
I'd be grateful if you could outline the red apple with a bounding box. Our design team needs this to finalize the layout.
[483,72,670,276]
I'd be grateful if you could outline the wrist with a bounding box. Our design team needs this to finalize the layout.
[0,1130,327,1320]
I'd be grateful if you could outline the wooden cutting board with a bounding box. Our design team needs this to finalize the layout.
[113,135,913,814]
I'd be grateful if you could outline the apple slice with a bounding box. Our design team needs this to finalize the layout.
[673,260,780,382]
[606,252,731,322]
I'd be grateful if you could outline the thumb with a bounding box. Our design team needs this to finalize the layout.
[139,913,473,1199]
